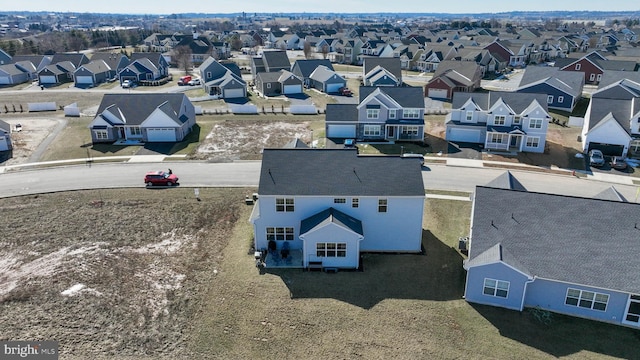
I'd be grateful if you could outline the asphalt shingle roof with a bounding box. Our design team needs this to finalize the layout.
[469,186,640,294]
[300,207,363,235]
[325,104,358,122]
[451,91,548,114]
[95,93,188,126]
[258,149,424,197]
[359,86,425,108]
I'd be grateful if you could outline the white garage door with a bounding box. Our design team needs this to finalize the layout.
[224,88,245,99]
[147,128,176,142]
[39,75,57,84]
[283,84,301,94]
[0,77,11,85]
[326,83,343,93]
[447,128,481,143]
[76,76,93,84]
[428,88,448,99]
[327,124,356,138]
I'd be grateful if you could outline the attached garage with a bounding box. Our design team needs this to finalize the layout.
[0,77,10,85]
[39,75,57,84]
[0,136,8,151]
[146,128,177,142]
[326,83,343,93]
[587,142,624,156]
[223,88,245,99]
[447,128,482,143]
[76,75,93,85]
[327,124,356,138]
[283,84,302,94]
[428,88,448,99]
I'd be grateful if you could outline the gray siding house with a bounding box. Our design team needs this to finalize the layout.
[0,119,12,152]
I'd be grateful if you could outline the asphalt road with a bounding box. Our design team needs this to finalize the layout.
[1,161,637,201]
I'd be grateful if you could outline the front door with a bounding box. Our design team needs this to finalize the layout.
[387,126,395,139]
[623,295,640,327]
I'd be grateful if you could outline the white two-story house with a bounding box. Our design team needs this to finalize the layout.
[445,91,550,153]
[250,149,425,270]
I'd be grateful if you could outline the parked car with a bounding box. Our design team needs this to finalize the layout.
[144,170,179,187]
[188,78,201,86]
[338,87,352,96]
[588,149,605,167]
[610,156,628,171]
[178,75,192,86]
[121,80,133,88]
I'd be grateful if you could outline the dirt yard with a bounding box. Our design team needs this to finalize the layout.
[1,118,62,166]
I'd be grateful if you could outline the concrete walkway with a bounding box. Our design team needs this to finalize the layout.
[0,154,187,173]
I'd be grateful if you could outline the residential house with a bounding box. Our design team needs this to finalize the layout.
[0,119,12,152]
[0,63,30,85]
[325,86,425,142]
[249,148,425,269]
[362,57,402,86]
[554,51,637,85]
[118,52,170,85]
[464,185,640,329]
[88,93,196,144]
[255,70,303,97]
[445,91,550,153]
[516,66,584,112]
[0,48,11,65]
[90,52,129,75]
[251,50,291,81]
[198,56,246,98]
[38,61,76,85]
[291,59,334,87]
[580,78,640,157]
[308,65,346,94]
[11,55,51,78]
[483,40,511,73]
[73,59,112,87]
[424,60,482,100]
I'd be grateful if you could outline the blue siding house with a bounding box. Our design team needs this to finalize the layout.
[464,186,640,328]
[516,66,584,112]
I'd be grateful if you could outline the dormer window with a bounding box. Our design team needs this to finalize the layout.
[493,115,506,125]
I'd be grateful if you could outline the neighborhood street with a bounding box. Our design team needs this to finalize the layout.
[1,160,637,201]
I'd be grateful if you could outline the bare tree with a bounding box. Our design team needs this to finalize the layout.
[321,44,329,59]
[173,45,193,74]
[303,41,313,59]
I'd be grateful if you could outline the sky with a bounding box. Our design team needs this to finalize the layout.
[0,0,638,15]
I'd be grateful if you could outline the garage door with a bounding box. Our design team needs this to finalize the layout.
[0,77,10,85]
[76,76,93,84]
[147,128,176,142]
[224,88,245,99]
[326,83,343,93]
[39,75,57,84]
[428,88,448,99]
[327,124,356,138]
[283,84,301,94]
[447,128,482,143]
[587,142,624,156]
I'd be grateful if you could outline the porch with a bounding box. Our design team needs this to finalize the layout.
[262,249,304,268]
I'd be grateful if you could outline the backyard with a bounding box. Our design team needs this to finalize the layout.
[0,189,638,359]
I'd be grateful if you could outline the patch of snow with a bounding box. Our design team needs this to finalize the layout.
[574,153,584,158]
[61,283,102,297]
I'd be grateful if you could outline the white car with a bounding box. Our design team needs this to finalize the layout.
[121,80,133,88]
[188,78,201,86]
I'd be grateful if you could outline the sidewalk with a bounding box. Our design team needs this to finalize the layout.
[0,154,187,173]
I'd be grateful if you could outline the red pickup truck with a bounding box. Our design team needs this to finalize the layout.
[178,75,192,86]
[339,87,352,96]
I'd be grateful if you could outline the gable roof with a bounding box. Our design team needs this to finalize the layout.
[484,171,527,191]
[470,186,640,293]
[518,66,584,98]
[452,91,549,114]
[261,50,291,71]
[258,149,424,197]
[586,79,640,132]
[593,186,628,202]
[50,53,89,67]
[300,207,363,236]
[359,86,424,108]
[0,118,10,133]
[94,93,188,127]
[326,104,358,122]
[90,52,129,70]
[362,57,402,80]
[292,59,334,78]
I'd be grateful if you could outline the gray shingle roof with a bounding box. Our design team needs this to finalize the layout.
[359,86,425,108]
[363,57,402,80]
[484,171,527,191]
[325,104,358,122]
[470,186,640,294]
[292,59,334,78]
[261,50,291,71]
[258,149,425,197]
[300,207,363,235]
[95,93,188,126]
[452,91,548,114]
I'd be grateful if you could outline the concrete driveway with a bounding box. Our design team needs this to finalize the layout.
[447,142,483,160]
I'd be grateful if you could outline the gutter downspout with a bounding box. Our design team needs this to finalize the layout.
[520,276,536,311]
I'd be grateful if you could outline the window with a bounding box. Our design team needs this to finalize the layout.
[575,63,581,70]
[596,74,602,81]
[493,115,506,125]
[130,126,141,135]
[402,126,419,135]
[267,83,272,88]
[403,109,421,119]
[206,71,212,79]
[94,130,108,140]
[334,198,346,204]
[547,95,554,104]
[483,278,509,298]
[316,243,346,257]
[275,198,294,212]
[266,227,294,241]
[352,198,359,208]
[389,110,396,119]
[367,108,380,119]
[589,73,595,81]
[558,96,564,103]
[364,125,381,136]
[525,136,540,148]
[513,116,521,125]
[466,111,473,121]
[529,118,543,129]
[565,288,609,311]
[378,198,387,212]
[490,133,506,143]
